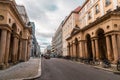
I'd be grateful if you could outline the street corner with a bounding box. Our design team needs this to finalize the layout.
[21,58,42,80]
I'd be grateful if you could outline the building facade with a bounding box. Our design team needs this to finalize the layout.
[30,22,41,57]
[52,21,63,56]
[66,0,120,64]
[0,0,32,69]
[62,6,81,56]
[44,45,52,54]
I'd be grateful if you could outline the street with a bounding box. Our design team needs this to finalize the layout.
[36,58,120,80]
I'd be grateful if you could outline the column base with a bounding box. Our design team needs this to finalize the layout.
[5,63,9,68]
[77,58,81,62]
[100,61,111,68]
[75,58,80,61]
[12,61,18,65]
[19,59,25,62]
[72,57,76,61]
[0,63,5,70]
[111,60,117,64]
[108,57,114,61]
[111,64,118,71]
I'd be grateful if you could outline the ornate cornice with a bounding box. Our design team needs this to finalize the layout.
[0,24,12,32]
[24,27,32,34]
[0,0,28,28]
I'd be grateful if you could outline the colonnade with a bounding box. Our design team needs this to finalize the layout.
[67,31,120,64]
[0,27,31,69]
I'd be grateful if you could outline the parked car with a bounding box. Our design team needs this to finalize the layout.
[44,54,50,59]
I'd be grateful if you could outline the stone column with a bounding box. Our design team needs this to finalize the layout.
[70,45,72,57]
[91,40,96,60]
[0,30,7,67]
[25,40,28,61]
[69,46,70,56]
[76,42,79,58]
[84,41,88,59]
[21,39,28,61]
[15,38,19,62]
[12,36,18,63]
[112,34,119,63]
[26,42,29,61]
[72,42,75,58]
[78,42,81,58]
[19,39,23,61]
[117,34,120,58]
[80,41,84,58]
[106,35,112,61]
[4,31,11,67]
[71,44,73,58]
[69,45,71,57]
[74,43,76,58]
[82,41,86,58]
[94,38,99,60]
[27,43,31,60]
[67,46,69,56]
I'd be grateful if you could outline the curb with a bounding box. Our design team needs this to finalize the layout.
[12,59,42,80]
[68,59,120,74]
[93,66,113,72]
[23,59,41,80]
[113,71,120,74]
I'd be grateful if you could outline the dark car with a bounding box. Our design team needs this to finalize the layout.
[44,54,50,59]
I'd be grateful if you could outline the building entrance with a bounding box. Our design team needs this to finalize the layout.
[97,29,107,60]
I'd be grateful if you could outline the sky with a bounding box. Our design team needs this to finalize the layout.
[16,0,85,52]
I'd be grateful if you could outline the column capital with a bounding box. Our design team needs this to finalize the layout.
[12,33,19,39]
[105,33,111,37]
[0,24,12,33]
[105,31,120,36]
[79,40,86,42]
[91,37,98,40]
[73,40,75,44]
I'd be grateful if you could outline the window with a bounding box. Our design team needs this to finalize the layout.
[105,0,111,6]
[9,18,11,23]
[106,9,111,13]
[95,4,100,14]
[88,11,92,20]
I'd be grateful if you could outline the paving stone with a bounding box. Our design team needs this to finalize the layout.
[0,58,41,80]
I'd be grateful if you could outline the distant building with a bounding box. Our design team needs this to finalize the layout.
[44,45,52,54]
[30,22,35,35]
[52,21,63,56]
[30,22,41,57]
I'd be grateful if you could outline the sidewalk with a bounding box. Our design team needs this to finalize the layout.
[93,65,120,74]
[68,59,120,74]
[0,58,41,80]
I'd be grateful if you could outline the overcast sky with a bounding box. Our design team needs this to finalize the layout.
[16,0,85,52]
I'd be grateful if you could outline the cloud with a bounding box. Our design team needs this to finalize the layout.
[16,0,85,52]
[36,31,54,38]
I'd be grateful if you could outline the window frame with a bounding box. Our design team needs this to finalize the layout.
[88,11,92,20]
[95,4,100,14]
[105,0,111,7]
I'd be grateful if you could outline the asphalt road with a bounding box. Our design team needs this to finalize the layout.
[36,58,120,80]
